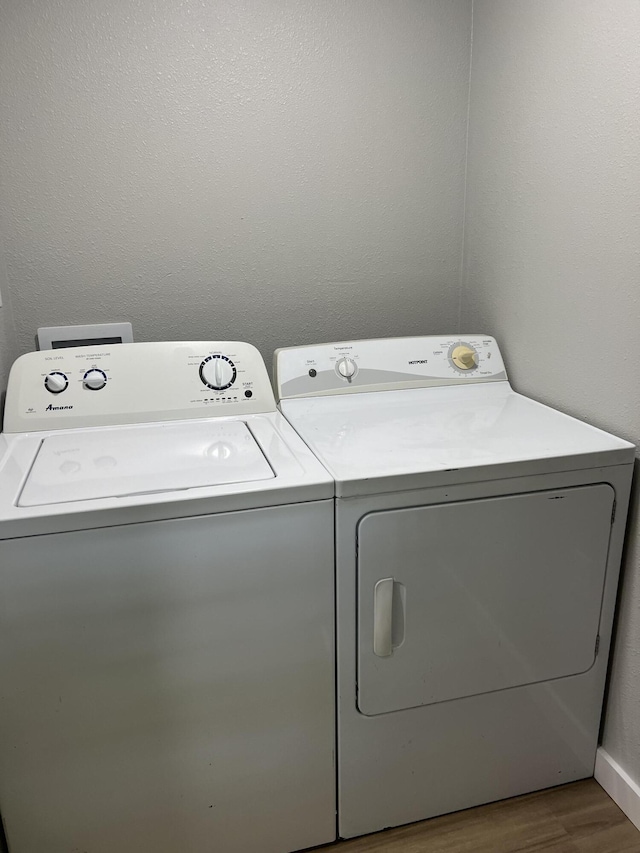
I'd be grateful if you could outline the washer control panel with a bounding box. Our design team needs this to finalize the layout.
[275,335,508,400]
[4,342,276,432]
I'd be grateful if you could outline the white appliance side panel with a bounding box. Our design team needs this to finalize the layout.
[0,502,335,853]
[357,484,614,716]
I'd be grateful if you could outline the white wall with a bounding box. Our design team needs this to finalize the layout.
[0,0,471,374]
[463,0,640,783]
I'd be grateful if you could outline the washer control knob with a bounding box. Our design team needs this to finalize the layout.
[44,371,68,394]
[451,345,478,370]
[200,355,237,390]
[336,357,357,379]
[83,369,107,390]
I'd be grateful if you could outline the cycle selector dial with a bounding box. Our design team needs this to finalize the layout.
[451,345,478,371]
[44,371,69,394]
[199,354,237,390]
[336,357,357,380]
[83,369,108,390]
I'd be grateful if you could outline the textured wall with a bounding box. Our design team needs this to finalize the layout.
[0,231,18,407]
[463,1,640,782]
[0,0,471,378]
[0,321,13,407]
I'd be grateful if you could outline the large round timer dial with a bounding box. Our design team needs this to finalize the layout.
[449,343,478,371]
[199,354,237,390]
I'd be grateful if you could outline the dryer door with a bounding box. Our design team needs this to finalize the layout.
[357,484,614,716]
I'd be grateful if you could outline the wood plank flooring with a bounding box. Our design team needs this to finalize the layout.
[321,780,640,853]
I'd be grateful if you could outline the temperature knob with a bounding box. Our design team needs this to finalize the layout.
[200,355,237,390]
[83,369,108,390]
[336,357,357,380]
[44,371,68,394]
[451,345,478,371]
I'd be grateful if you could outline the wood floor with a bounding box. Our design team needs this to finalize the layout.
[321,780,640,853]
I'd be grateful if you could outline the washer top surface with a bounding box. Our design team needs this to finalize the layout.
[276,336,635,497]
[19,420,273,507]
[0,342,332,538]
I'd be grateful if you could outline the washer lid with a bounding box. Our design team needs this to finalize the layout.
[19,420,274,507]
[281,382,635,496]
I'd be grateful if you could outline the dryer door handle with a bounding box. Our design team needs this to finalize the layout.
[373,578,395,657]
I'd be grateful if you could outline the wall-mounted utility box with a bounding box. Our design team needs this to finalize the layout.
[37,323,134,350]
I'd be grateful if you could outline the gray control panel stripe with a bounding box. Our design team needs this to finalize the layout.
[281,368,508,399]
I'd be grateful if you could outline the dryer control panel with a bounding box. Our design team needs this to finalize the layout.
[4,342,277,432]
[275,335,508,400]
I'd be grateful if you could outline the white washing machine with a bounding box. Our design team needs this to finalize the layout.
[275,335,636,840]
[0,341,335,853]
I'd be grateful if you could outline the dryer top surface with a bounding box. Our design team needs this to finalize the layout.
[280,383,635,496]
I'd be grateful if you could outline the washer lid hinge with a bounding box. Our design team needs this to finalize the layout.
[595,634,601,657]
[611,499,617,525]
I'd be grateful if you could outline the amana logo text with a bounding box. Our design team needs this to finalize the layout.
[46,404,74,412]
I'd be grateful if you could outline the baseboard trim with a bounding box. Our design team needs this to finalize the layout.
[595,747,640,831]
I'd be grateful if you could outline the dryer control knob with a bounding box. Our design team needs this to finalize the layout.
[83,369,107,390]
[44,371,68,394]
[451,345,478,370]
[336,357,357,379]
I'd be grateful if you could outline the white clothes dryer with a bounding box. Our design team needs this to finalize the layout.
[275,335,635,840]
[0,342,335,853]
